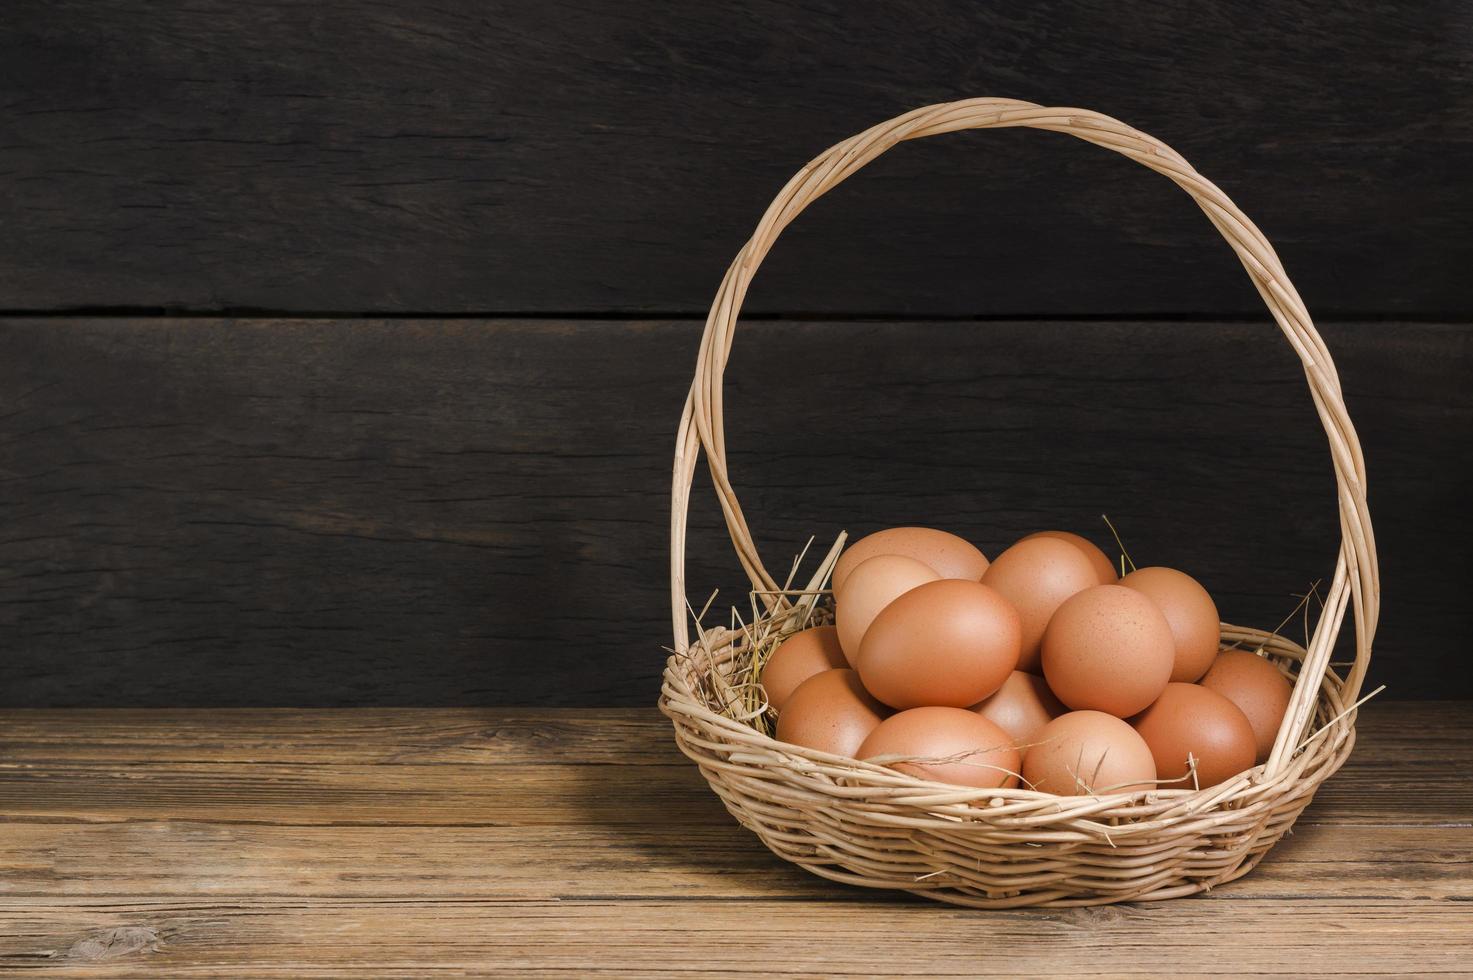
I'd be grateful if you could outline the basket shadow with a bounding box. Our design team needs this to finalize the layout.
[561,726,922,905]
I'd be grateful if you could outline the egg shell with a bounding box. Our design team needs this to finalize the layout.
[970,670,1066,756]
[857,706,1020,789]
[856,580,1021,709]
[761,626,848,711]
[1041,584,1175,717]
[981,537,1102,671]
[775,668,890,759]
[1023,710,1157,796]
[1020,530,1119,584]
[1131,682,1257,789]
[832,526,989,597]
[1200,649,1294,762]
[1120,566,1221,682]
[834,554,941,664]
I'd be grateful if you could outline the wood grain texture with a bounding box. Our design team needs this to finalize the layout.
[0,704,1467,977]
[1,2,1470,315]
[1,316,1468,705]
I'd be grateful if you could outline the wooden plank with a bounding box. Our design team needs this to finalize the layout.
[0,761,719,828]
[0,898,1469,978]
[0,820,1464,903]
[0,704,1465,771]
[1,317,1469,705]
[0,709,675,765]
[0,707,1466,828]
[0,709,1467,830]
[1,3,1470,315]
[0,705,1466,976]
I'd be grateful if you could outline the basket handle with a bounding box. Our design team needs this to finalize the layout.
[669,98,1378,776]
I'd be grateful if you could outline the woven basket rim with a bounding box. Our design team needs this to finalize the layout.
[663,619,1353,814]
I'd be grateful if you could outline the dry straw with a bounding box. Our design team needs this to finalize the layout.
[660,98,1379,907]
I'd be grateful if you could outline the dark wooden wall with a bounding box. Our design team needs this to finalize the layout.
[1,2,1469,704]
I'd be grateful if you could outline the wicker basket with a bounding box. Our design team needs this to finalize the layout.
[660,98,1379,908]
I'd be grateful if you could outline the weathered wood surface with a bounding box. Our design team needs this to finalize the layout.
[1,316,1467,705]
[0,704,1467,977]
[2,2,1470,315]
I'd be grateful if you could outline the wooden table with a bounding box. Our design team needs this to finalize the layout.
[0,703,1468,977]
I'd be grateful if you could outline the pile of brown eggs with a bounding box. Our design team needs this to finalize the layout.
[762,527,1295,795]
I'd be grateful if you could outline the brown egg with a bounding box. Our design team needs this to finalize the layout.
[834,554,940,664]
[1024,710,1157,795]
[761,626,848,711]
[980,536,1101,671]
[832,527,989,596]
[1131,683,1257,789]
[856,580,1021,709]
[1021,530,1119,584]
[1200,649,1294,763]
[970,670,1066,756]
[857,706,1020,788]
[1041,584,1175,717]
[1120,566,1221,682]
[775,668,890,759]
